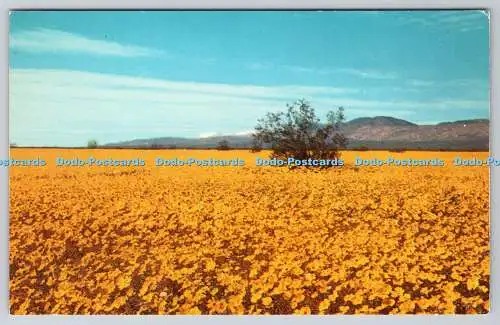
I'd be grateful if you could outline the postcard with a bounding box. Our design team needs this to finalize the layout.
[8,10,490,315]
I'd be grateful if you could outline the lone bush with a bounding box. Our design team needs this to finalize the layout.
[250,138,263,153]
[389,148,406,153]
[216,139,231,150]
[357,145,370,151]
[87,139,98,149]
[252,99,347,164]
[151,143,162,149]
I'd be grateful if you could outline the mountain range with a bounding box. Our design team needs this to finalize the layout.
[105,117,489,150]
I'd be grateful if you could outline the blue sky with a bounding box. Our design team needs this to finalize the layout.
[9,10,490,146]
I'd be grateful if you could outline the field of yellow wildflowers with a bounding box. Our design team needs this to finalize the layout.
[9,149,489,314]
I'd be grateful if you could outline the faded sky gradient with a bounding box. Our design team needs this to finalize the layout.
[9,10,490,146]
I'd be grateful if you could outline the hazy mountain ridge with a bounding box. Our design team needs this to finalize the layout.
[104,117,489,150]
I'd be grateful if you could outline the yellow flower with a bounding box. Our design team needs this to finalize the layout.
[207,299,227,314]
[318,299,330,311]
[188,306,202,315]
[205,258,216,272]
[262,297,273,306]
[294,306,311,315]
[115,275,131,290]
[399,300,415,313]
[467,277,479,290]
[251,292,262,304]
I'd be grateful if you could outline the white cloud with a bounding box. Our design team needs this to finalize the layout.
[316,97,488,111]
[282,65,317,74]
[437,12,486,24]
[397,11,488,32]
[10,68,357,99]
[337,68,397,80]
[246,62,272,70]
[407,79,435,87]
[9,69,356,146]
[405,78,489,92]
[282,65,397,80]
[199,130,254,138]
[234,130,255,136]
[9,68,488,146]
[10,28,164,57]
[199,132,219,138]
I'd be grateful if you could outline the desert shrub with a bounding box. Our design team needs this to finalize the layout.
[250,138,263,153]
[389,148,406,153]
[87,139,98,149]
[357,145,370,151]
[252,99,347,165]
[216,139,231,150]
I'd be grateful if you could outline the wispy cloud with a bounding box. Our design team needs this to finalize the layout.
[316,97,488,112]
[199,129,255,138]
[406,79,435,87]
[337,68,397,80]
[246,62,272,70]
[278,63,484,88]
[405,78,489,91]
[199,132,219,138]
[397,11,488,32]
[234,130,255,136]
[282,65,397,80]
[9,69,358,104]
[10,28,164,57]
[282,65,318,74]
[9,69,357,146]
[9,69,488,146]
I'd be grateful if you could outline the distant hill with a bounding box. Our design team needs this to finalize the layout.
[106,135,254,149]
[346,116,417,128]
[104,117,489,151]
